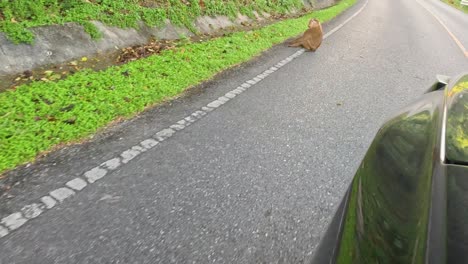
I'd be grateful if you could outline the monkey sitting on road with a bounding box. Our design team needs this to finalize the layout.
[289,18,323,52]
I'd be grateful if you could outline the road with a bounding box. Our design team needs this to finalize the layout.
[0,0,467,263]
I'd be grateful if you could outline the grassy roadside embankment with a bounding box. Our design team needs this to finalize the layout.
[0,0,305,44]
[441,0,468,13]
[0,0,357,175]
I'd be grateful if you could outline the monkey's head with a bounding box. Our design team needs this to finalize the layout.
[308,18,320,28]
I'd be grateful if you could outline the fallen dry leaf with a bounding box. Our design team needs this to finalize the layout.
[49,74,61,80]
[44,70,54,76]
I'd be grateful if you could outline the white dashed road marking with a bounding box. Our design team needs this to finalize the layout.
[1,213,28,231]
[66,178,88,191]
[0,225,8,238]
[101,157,122,170]
[40,196,57,209]
[49,187,75,203]
[0,0,369,238]
[84,167,108,183]
[21,203,44,219]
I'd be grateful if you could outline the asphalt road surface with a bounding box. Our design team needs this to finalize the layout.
[0,0,467,263]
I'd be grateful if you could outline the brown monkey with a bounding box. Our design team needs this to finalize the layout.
[289,18,323,52]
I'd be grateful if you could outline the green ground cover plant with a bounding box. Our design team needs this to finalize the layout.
[0,0,306,44]
[0,0,356,174]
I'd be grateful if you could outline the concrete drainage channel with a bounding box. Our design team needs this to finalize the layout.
[0,0,369,239]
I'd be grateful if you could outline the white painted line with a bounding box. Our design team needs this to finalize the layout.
[66,178,88,191]
[40,196,57,209]
[101,157,122,170]
[170,124,185,131]
[231,88,243,95]
[49,187,75,202]
[191,113,201,120]
[0,225,8,238]
[416,0,468,58]
[84,167,107,183]
[21,203,44,219]
[121,148,141,163]
[154,128,175,141]
[192,110,206,118]
[1,213,28,230]
[140,139,159,149]
[202,106,213,112]
[182,118,193,126]
[218,96,230,103]
[177,119,188,126]
[132,145,145,153]
[0,0,368,239]
[323,0,368,40]
[225,92,236,98]
[295,50,305,55]
[140,138,159,149]
[120,145,143,164]
[184,116,197,123]
[207,100,223,108]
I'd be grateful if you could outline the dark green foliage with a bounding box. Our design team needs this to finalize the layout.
[0,22,34,44]
[80,21,102,39]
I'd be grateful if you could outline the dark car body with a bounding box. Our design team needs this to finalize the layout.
[312,73,468,264]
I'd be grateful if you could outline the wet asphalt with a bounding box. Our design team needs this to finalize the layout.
[0,0,467,263]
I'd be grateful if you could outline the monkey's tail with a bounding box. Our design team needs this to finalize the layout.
[288,38,302,47]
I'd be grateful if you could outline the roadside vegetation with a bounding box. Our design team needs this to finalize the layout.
[441,0,468,13]
[0,0,356,174]
[0,0,305,44]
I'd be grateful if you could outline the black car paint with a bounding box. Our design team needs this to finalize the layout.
[312,74,468,264]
